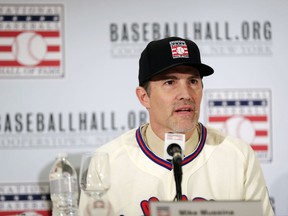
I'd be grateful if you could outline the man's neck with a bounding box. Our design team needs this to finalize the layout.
[141,124,200,158]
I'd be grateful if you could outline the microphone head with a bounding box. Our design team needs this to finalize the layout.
[167,143,182,157]
[164,133,185,160]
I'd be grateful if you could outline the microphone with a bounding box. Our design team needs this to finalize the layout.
[164,132,185,161]
[167,143,183,164]
[167,143,183,201]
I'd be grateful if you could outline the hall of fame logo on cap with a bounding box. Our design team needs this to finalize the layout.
[0,182,51,215]
[170,40,189,59]
[0,4,64,78]
[204,89,272,162]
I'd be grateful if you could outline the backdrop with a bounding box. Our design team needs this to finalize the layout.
[0,0,287,215]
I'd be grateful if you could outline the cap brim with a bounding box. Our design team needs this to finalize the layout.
[147,62,214,82]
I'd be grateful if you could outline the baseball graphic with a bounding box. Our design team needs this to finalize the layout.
[176,46,185,54]
[223,115,255,144]
[12,31,47,66]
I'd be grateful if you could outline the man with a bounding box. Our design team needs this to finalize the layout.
[79,37,274,216]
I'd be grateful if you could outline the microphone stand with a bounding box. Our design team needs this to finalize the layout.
[172,153,183,201]
[167,144,183,201]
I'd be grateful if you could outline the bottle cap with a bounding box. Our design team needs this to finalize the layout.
[57,152,68,159]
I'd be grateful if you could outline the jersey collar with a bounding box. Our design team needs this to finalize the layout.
[136,123,207,170]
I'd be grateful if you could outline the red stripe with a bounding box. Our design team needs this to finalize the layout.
[0,60,60,67]
[209,115,267,122]
[246,116,267,122]
[0,211,51,216]
[0,46,60,52]
[0,61,21,66]
[47,45,60,52]
[0,31,22,37]
[255,130,268,136]
[38,60,60,66]
[209,116,230,122]
[0,31,59,37]
[37,31,60,37]
[251,145,268,151]
[0,46,12,52]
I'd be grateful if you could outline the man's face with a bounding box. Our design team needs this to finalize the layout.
[138,65,203,139]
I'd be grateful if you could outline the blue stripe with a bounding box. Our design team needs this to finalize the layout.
[208,99,267,107]
[0,15,60,22]
[0,194,50,201]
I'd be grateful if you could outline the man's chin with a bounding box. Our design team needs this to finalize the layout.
[170,123,197,134]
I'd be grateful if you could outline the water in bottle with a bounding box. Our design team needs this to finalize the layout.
[49,153,79,216]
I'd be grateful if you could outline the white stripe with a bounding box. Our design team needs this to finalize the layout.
[0,36,61,46]
[45,37,61,45]
[253,136,269,144]
[0,38,15,45]
[0,53,14,60]
[0,51,60,60]
[45,53,61,60]
[252,122,269,130]
[207,122,225,129]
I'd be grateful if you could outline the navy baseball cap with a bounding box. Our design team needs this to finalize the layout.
[138,37,214,86]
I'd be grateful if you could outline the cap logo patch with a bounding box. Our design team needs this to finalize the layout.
[169,40,189,59]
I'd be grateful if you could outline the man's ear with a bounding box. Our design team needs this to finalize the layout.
[136,86,150,109]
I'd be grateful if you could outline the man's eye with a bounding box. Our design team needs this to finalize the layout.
[190,79,198,84]
[164,80,174,85]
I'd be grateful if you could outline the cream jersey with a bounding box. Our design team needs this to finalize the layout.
[79,123,274,216]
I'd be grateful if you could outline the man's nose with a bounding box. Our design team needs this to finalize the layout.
[177,82,193,100]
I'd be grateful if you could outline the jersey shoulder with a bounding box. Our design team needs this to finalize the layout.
[96,128,138,155]
[205,126,255,159]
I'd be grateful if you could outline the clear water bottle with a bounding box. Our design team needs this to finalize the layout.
[49,153,79,216]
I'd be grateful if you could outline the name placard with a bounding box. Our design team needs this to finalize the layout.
[150,201,263,216]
